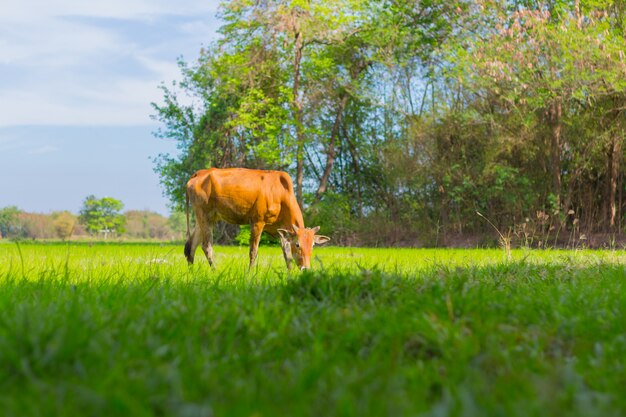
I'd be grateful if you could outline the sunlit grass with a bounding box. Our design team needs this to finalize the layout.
[0,242,625,416]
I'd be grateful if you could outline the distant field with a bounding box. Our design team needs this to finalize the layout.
[1,242,625,416]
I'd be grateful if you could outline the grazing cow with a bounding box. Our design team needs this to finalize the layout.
[185,168,330,270]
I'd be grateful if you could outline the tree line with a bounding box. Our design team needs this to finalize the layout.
[152,0,626,247]
[0,196,186,241]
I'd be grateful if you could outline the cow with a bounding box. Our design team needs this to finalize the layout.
[184,168,330,270]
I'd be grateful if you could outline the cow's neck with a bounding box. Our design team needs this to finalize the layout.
[291,212,305,230]
[286,200,305,230]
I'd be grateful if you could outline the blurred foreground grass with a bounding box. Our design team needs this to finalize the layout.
[0,242,625,416]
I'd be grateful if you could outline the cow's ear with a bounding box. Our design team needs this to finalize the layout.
[314,235,331,245]
[277,229,292,240]
[311,226,320,233]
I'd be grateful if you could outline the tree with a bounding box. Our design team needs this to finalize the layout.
[124,210,175,240]
[151,0,626,246]
[0,206,24,239]
[78,196,126,237]
[168,210,187,240]
[52,211,77,240]
[446,0,626,229]
[218,0,365,205]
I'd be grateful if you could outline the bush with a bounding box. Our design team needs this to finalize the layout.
[234,225,278,246]
[306,192,356,245]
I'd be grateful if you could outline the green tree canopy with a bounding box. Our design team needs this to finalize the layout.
[152,0,626,246]
[0,206,24,239]
[78,196,126,236]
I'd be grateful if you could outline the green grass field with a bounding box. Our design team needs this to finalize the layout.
[1,242,625,416]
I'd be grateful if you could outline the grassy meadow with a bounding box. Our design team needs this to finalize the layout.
[1,242,626,416]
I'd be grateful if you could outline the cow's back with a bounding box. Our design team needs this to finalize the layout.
[187,168,299,226]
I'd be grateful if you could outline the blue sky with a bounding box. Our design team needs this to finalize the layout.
[0,0,221,215]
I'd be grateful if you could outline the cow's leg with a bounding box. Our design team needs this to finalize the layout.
[201,224,215,268]
[279,236,294,270]
[249,222,265,270]
[184,226,202,265]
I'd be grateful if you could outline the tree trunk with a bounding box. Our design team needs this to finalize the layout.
[608,137,622,229]
[345,128,363,217]
[619,167,623,232]
[548,99,563,209]
[574,0,583,29]
[437,181,448,247]
[292,29,305,207]
[315,93,349,200]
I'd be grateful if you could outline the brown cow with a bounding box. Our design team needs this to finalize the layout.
[184,168,330,270]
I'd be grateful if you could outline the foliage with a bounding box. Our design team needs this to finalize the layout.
[0,206,24,239]
[167,210,187,240]
[0,207,185,242]
[441,0,626,231]
[2,244,626,415]
[306,192,356,243]
[234,224,277,247]
[124,210,176,240]
[78,196,126,236]
[153,0,626,244]
[52,211,76,241]
[0,208,78,240]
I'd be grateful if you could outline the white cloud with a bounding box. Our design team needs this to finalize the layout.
[0,0,221,127]
[135,56,183,81]
[0,19,122,67]
[0,137,26,152]
[1,0,220,22]
[0,79,166,126]
[28,145,59,154]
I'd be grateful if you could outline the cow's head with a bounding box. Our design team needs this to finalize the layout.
[278,225,330,270]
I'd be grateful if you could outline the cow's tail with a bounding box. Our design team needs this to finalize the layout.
[185,187,191,240]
